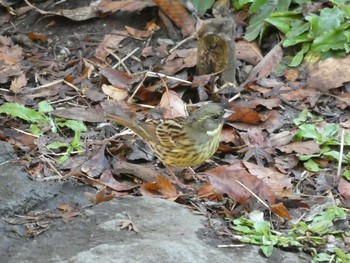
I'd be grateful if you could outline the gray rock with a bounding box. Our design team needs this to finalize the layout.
[0,141,310,263]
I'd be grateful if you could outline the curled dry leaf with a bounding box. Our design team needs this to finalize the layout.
[102,84,128,100]
[269,202,291,220]
[154,0,196,37]
[140,175,179,200]
[159,90,187,118]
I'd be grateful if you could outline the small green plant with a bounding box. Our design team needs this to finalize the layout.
[231,206,350,261]
[0,102,87,163]
[232,0,350,66]
[293,110,350,174]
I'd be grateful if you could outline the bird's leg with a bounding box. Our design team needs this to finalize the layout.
[165,165,193,189]
[186,167,207,181]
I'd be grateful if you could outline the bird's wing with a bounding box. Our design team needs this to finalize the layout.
[154,118,187,146]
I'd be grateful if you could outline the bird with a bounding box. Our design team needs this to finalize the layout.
[106,103,227,181]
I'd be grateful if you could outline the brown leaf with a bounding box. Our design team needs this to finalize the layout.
[81,145,110,178]
[159,90,187,118]
[307,55,350,92]
[100,170,138,192]
[101,68,138,89]
[241,45,283,87]
[97,0,156,13]
[197,182,221,200]
[112,159,159,182]
[125,25,152,38]
[206,161,276,205]
[10,73,26,93]
[24,0,100,21]
[284,68,298,81]
[154,0,196,36]
[227,106,261,124]
[95,30,128,62]
[0,39,23,83]
[338,178,350,207]
[102,84,128,100]
[270,202,291,220]
[28,32,48,42]
[235,40,262,65]
[160,48,197,75]
[140,175,179,200]
[261,110,284,133]
[278,140,321,155]
[243,161,293,199]
[86,187,114,205]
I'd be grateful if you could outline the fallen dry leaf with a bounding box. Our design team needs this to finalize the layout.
[154,0,196,37]
[235,40,262,65]
[159,90,187,118]
[102,84,128,100]
[338,178,350,208]
[160,48,197,75]
[206,161,276,205]
[278,140,321,155]
[307,55,350,92]
[240,44,283,87]
[97,0,156,13]
[140,175,179,200]
[270,202,291,220]
[243,161,293,199]
[95,30,128,62]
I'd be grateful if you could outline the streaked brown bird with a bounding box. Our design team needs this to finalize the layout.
[106,103,226,169]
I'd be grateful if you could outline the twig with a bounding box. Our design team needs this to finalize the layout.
[128,73,147,104]
[106,49,131,74]
[337,129,345,178]
[169,33,195,53]
[218,244,246,248]
[29,79,64,91]
[146,71,191,84]
[236,180,270,211]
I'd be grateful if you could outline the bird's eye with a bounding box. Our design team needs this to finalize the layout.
[212,114,220,120]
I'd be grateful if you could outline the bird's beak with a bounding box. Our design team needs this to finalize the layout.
[223,109,235,119]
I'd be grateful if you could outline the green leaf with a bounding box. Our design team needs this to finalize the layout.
[344,170,350,180]
[318,7,344,33]
[47,141,69,150]
[283,32,310,47]
[334,248,348,262]
[311,26,350,53]
[265,16,292,33]
[58,120,87,132]
[249,0,267,13]
[0,103,48,124]
[276,0,291,12]
[322,150,340,160]
[38,101,54,113]
[289,42,310,67]
[297,123,320,140]
[308,220,333,235]
[261,245,274,257]
[285,20,310,38]
[304,159,320,172]
[245,4,273,41]
[29,124,43,136]
[183,0,215,16]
